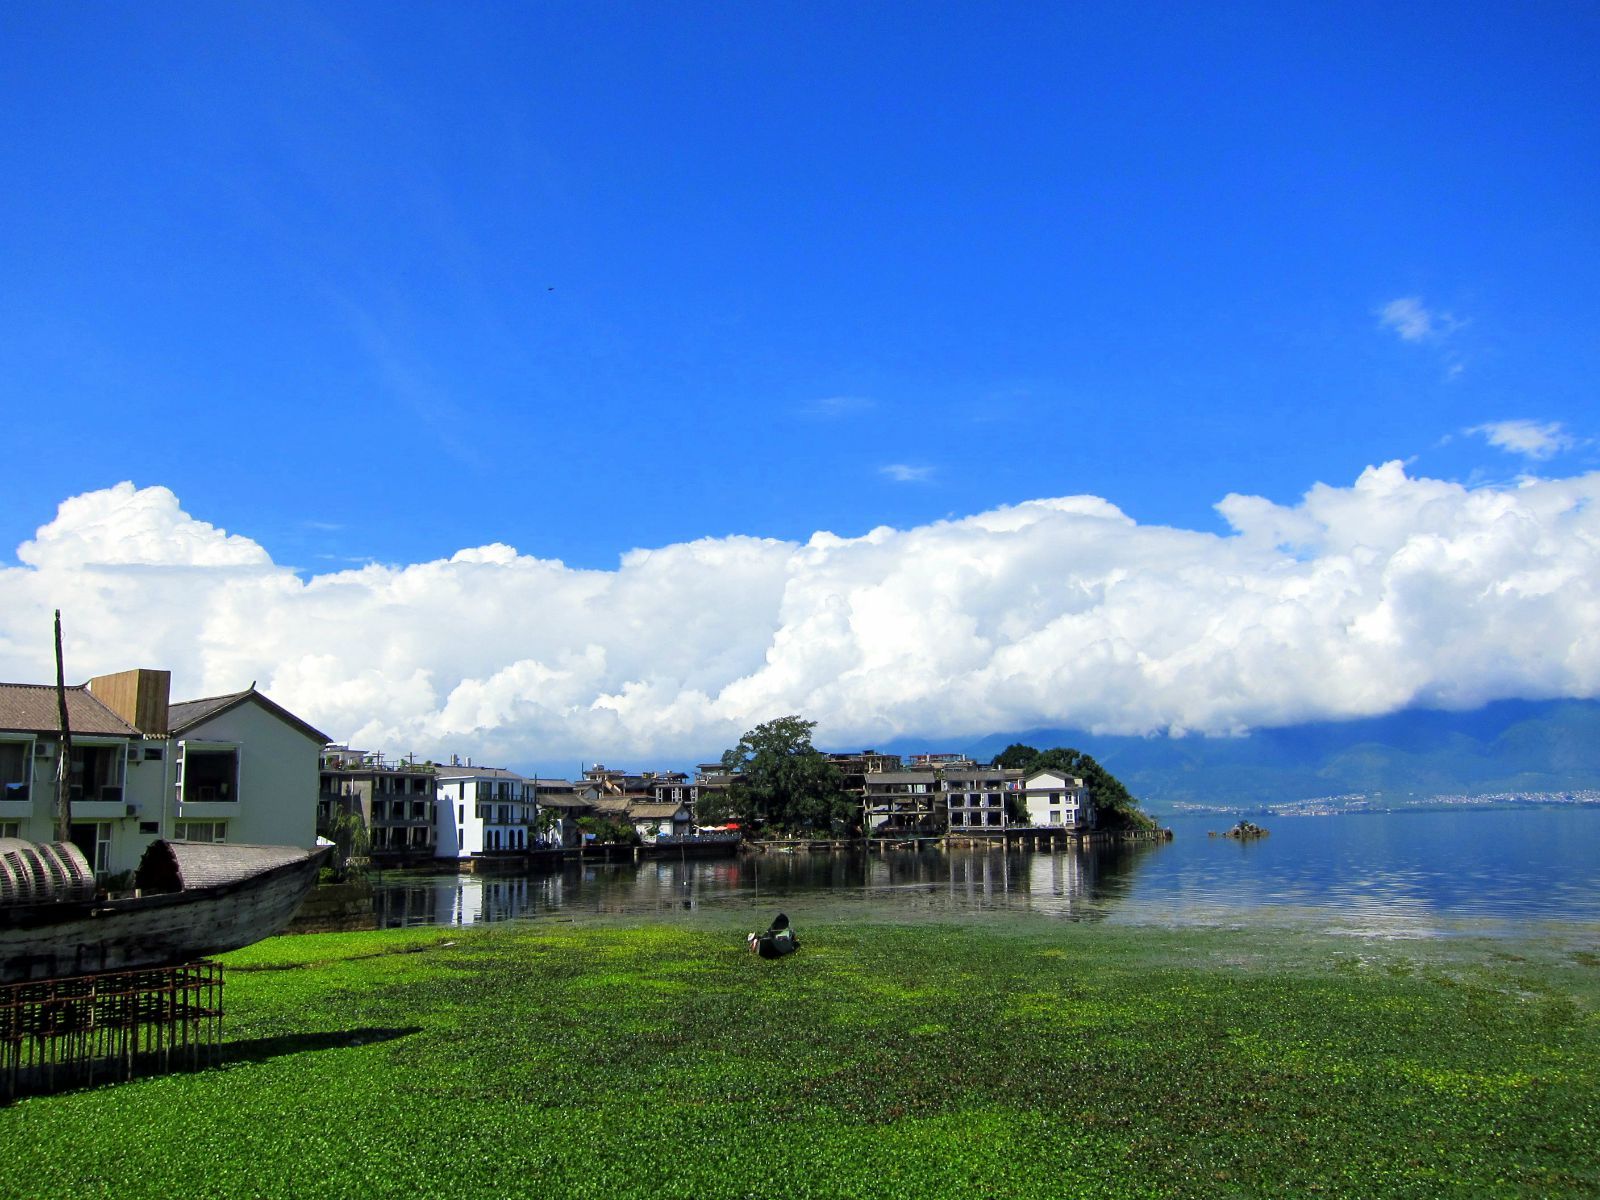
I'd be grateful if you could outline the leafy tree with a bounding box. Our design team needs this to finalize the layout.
[719,715,853,835]
[992,742,1040,770]
[576,815,638,845]
[327,810,370,882]
[989,744,1154,831]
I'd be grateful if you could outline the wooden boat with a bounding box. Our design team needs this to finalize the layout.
[0,837,330,984]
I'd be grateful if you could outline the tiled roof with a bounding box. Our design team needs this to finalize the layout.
[538,795,591,810]
[169,688,331,745]
[628,801,688,819]
[0,683,139,736]
[167,689,252,731]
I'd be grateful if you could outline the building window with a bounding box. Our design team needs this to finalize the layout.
[0,820,19,839]
[69,743,127,802]
[0,739,30,802]
[180,745,239,802]
[68,822,113,874]
[174,821,227,843]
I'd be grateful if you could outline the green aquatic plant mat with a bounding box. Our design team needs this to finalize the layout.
[2,918,1596,1198]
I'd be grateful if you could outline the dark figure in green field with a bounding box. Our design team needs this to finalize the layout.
[747,912,799,959]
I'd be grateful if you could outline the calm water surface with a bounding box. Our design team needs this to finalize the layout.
[368,807,1600,939]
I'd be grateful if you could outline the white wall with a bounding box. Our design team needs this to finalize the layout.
[172,700,322,847]
[433,777,482,859]
[1021,770,1090,828]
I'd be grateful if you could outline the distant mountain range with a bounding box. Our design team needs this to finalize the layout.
[873,698,1600,816]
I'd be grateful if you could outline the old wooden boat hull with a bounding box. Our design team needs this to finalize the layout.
[0,841,330,984]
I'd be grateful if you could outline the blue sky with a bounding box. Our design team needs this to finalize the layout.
[2,3,1598,768]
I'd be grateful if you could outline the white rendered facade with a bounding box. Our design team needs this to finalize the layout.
[1019,768,1093,829]
[432,766,535,859]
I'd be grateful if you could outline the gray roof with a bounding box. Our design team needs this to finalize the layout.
[0,682,139,737]
[169,687,331,745]
[434,765,526,782]
[629,801,690,820]
[537,795,591,811]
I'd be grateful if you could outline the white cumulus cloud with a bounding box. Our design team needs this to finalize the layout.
[2,468,1598,769]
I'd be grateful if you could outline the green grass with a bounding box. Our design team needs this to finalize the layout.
[3,916,1597,1198]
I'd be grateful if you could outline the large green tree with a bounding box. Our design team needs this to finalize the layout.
[989,743,1153,831]
[718,716,853,835]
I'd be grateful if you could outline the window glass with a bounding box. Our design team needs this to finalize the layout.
[174,820,226,843]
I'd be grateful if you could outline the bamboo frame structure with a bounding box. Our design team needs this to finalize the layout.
[0,961,223,1102]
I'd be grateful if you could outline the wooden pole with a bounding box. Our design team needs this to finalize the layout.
[53,610,74,844]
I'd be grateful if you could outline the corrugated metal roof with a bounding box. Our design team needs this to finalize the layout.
[0,683,139,736]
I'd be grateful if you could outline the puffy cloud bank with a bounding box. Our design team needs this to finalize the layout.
[3,468,1598,766]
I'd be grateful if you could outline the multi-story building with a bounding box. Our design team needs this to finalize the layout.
[862,769,944,834]
[647,771,692,805]
[1019,768,1093,829]
[529,778,583,847]
[691,763,734,819]
[318,746,436,862]
[941,766,1025,832]
[0,667,327,877]
[861,758,1090,837]
[432,763,536,858]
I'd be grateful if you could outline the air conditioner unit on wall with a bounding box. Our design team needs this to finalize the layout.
[33,743,52,758]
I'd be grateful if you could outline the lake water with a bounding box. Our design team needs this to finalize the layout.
[368,807,1600,940]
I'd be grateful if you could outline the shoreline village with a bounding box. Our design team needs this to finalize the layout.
[2,665,1159,883]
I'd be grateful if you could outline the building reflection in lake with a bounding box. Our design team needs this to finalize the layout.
[368,839,1167,928]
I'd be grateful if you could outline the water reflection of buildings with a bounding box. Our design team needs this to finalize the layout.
[368,840,1167,926]
[938,843,1157,919]
[372,872,569,927]
[619,858,748,914]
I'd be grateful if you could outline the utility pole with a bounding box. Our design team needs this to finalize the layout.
[53,610,74,844]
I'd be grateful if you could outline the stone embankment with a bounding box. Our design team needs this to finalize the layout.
[289,879,377,933]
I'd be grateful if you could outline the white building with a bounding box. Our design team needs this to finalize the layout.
[433,764,535,859]
[0,668,328,877]
[627,800,694,843]
[1019,768,1093,830]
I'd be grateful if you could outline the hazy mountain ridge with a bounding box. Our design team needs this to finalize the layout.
[875,698,1600,815]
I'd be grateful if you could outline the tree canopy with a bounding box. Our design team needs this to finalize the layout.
[716,715,853,835]
[990,743,1153,830]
